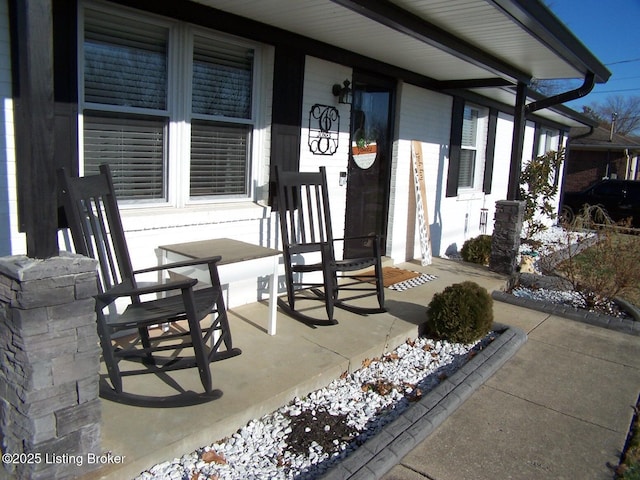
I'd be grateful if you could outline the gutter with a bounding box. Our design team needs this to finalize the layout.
[525,71,595,114]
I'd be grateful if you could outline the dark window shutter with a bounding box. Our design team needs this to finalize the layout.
[532,124,542,159]
[269,46,305,206]
[483,108,498,194]
[446,97,465,197]
[53,0,79,227]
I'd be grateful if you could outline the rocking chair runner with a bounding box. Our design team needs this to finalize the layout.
[58,164,241,407]
[274,166,385,325]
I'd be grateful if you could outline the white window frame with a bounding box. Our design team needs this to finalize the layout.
[458,103,488,193]
[78,1,262,208]
[537,127,559,156]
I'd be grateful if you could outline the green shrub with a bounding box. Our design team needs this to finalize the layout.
[425,281,493,343]
[460,235,492,265]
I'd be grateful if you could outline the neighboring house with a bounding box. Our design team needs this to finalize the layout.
[0,0,609,307]
[564,126,640,192]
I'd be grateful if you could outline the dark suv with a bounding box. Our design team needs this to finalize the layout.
[561,179,640,227]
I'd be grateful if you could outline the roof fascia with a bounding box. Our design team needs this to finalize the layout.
[329,0,532,84]
[570,144,640,152]
[490,0,611,83]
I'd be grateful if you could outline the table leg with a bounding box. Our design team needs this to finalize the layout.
[267,255,278,335]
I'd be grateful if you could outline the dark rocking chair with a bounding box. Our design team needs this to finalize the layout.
[58,164,241,407]
[274,166,385,326]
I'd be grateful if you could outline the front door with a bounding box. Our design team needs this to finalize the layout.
[344,73,395,258]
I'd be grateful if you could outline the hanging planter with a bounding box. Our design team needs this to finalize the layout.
[352,142,377,169]
[351,143,377,156]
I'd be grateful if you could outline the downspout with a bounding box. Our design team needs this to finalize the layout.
[507,71,596,201]
[624,148,630,180]
[525,71,596,114]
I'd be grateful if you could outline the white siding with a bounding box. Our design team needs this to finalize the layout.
[390,83,553,258]
[0,0,25,256]
[298,56,352,240]
[389,82,452,261]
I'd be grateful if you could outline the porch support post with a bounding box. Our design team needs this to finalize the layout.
[489,200,525,275]
[0,253,102,479]
[12,0,58,258]
[506,81,527,201]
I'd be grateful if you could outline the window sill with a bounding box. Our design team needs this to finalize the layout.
[120,202,272,232]
[456,191,485,202]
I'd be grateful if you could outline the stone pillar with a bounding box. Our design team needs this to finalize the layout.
[489,200,525,276]
[0,253,101,480]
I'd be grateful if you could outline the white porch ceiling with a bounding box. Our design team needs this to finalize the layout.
[193,0,609,126]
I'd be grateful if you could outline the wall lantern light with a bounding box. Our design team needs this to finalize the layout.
[332,79,352,105]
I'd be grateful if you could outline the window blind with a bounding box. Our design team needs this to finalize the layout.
[84,115,166,200]
[458,150,476,188]
[458,106,479,188]
[461,107,478,147]
[192,36,253,119]
[190,121,250,197]
[84,9,168,109]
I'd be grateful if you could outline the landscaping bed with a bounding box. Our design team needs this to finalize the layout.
[494,226,640,335]
[135,324,526,480]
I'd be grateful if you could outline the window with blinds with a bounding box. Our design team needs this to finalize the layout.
[84,10,168,110]
[458,106,480,189]
[82,5,256,204]
[190,122,250,197]
[192,35,253,119]
[84,115,166,200]
[189,36,254,198]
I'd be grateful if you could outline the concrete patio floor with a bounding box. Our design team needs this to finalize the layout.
[83,257,507,480]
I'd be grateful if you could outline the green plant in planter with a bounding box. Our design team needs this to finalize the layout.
[425,281,493,344]
[460,235,492,265]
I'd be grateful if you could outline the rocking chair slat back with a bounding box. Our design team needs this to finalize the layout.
[62,167,134,293]
[278,168,333,254]
[274,166,386,326]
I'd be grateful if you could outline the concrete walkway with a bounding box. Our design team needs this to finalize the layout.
[382,302,640,480]
[83,257,640,480]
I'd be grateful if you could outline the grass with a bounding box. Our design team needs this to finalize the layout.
[555,231,640,311]
[616,397,640,479]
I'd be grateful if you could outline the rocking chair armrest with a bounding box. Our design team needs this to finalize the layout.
[287,241,331,252]
[335,234,383,242]
[334,234,384,250]
[133,255,223,275]
[96,276,198,306]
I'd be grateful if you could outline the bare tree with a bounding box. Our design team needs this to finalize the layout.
[582,95,640,136]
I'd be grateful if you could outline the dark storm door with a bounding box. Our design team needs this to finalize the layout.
[344,73,395,258]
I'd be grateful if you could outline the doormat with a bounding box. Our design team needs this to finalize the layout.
[388,272,437,291]
[359,267,437,291]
